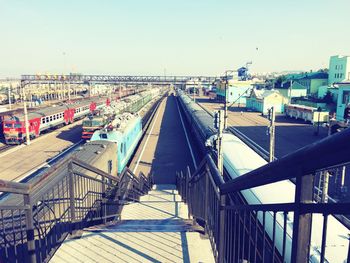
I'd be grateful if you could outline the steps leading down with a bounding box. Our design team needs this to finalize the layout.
[50,184,215,263]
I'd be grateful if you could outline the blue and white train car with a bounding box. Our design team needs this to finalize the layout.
[90,112,142,174]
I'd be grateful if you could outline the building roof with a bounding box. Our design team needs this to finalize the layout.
[251,89,282,100]
[281,81,307,90]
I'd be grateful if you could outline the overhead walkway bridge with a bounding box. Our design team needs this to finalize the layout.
[0,95,349,263]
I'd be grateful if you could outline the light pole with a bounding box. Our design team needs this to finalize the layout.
[21,82,31,145]
[223,70,235,129]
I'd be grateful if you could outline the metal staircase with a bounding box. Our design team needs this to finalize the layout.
[50,184,215,263]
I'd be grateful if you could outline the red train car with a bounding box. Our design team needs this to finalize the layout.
[2,97,107,144]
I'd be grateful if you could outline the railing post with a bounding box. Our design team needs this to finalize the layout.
[218,194,226,263]
[186,166,191,219]
[24,194,36,263]
[291,173,314,263]
[101,174,107,224]
[204,164,210,235]
[68,161,76,233]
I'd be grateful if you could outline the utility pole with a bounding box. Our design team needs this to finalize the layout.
[321,171,329,203]
[267,107,275,162]
[22,84,31,145]
[224,74,228,129]
[214,110,225,176]
[8,84,12,110]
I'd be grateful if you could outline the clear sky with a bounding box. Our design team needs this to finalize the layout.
[0,0,349,77]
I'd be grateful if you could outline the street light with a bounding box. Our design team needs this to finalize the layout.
[223,70,235,129]
[21,81,31,145]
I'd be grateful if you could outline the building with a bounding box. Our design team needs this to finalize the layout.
[292,72,328,95]
[277,81,307,101]
[328,55,350,84]
[246,89,287,114]
[334,82,350,121]
[215,79,253,105]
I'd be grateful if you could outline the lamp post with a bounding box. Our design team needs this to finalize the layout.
[223,70,235,129]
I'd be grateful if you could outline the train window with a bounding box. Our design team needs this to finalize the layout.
[53,115,56,120]
[46,117,49,122]
[14,123,21,128]
[42,118,46,124]
[121,143,123,153]
[4,123,12,128]
[99,133,108,139]
[50,116,53,121]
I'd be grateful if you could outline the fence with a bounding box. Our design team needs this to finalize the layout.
[0,157,152,263]
[177,128,350,263]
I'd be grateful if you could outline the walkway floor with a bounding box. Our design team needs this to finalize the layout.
[50,185,214,263]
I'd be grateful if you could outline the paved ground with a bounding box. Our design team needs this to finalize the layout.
[51,185,214,263]
[195,96,329,158]
[130,95,195,184]
[0,121,82,182]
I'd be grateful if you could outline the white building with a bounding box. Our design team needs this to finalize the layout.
[328,55,350,84]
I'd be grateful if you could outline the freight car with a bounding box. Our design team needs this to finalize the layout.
[177,90,350,263]
[2,97,108,144]
[91,112,142,174]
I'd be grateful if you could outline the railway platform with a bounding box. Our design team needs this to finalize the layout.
[50,94,212,262]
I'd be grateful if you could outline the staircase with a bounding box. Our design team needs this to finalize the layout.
[50,184,215,263]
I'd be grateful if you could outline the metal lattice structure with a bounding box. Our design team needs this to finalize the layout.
[21,74,216,85]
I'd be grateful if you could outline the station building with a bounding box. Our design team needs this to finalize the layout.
[246,89,287,114]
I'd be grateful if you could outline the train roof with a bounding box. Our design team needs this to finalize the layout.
[2,97,106,121]
[221,132,350,262]
[91,112,141,143]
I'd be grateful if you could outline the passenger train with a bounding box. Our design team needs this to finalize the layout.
[2,97,107,144]
[91,112,142,174]
[177,89,349,263]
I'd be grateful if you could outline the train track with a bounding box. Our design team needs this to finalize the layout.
[196,102,272,161]
[0,144,14,154]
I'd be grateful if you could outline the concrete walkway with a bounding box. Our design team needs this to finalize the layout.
[50,184,214,263]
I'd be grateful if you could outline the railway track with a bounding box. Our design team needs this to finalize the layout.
[0,144,13,154]
[196,101,272,161]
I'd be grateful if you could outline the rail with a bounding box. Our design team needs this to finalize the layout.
[177,128,350,263]
[0,157,153,263]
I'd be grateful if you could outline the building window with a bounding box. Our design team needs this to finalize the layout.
[342,91,350,105]
[335,65,338,70]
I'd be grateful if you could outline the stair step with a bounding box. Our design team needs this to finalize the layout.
[139,193,182,202]
[85,219,203,233]
[121,201,189,220]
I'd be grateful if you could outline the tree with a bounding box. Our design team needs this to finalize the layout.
[322,91,333,104]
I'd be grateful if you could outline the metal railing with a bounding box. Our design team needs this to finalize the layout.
[177,128,350,263]
[0,157,152,263]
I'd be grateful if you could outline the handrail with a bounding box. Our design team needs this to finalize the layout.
[0,155,153,263]
[220,127,350,194]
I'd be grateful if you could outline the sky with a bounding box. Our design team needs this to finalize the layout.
[0,0,349,77]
